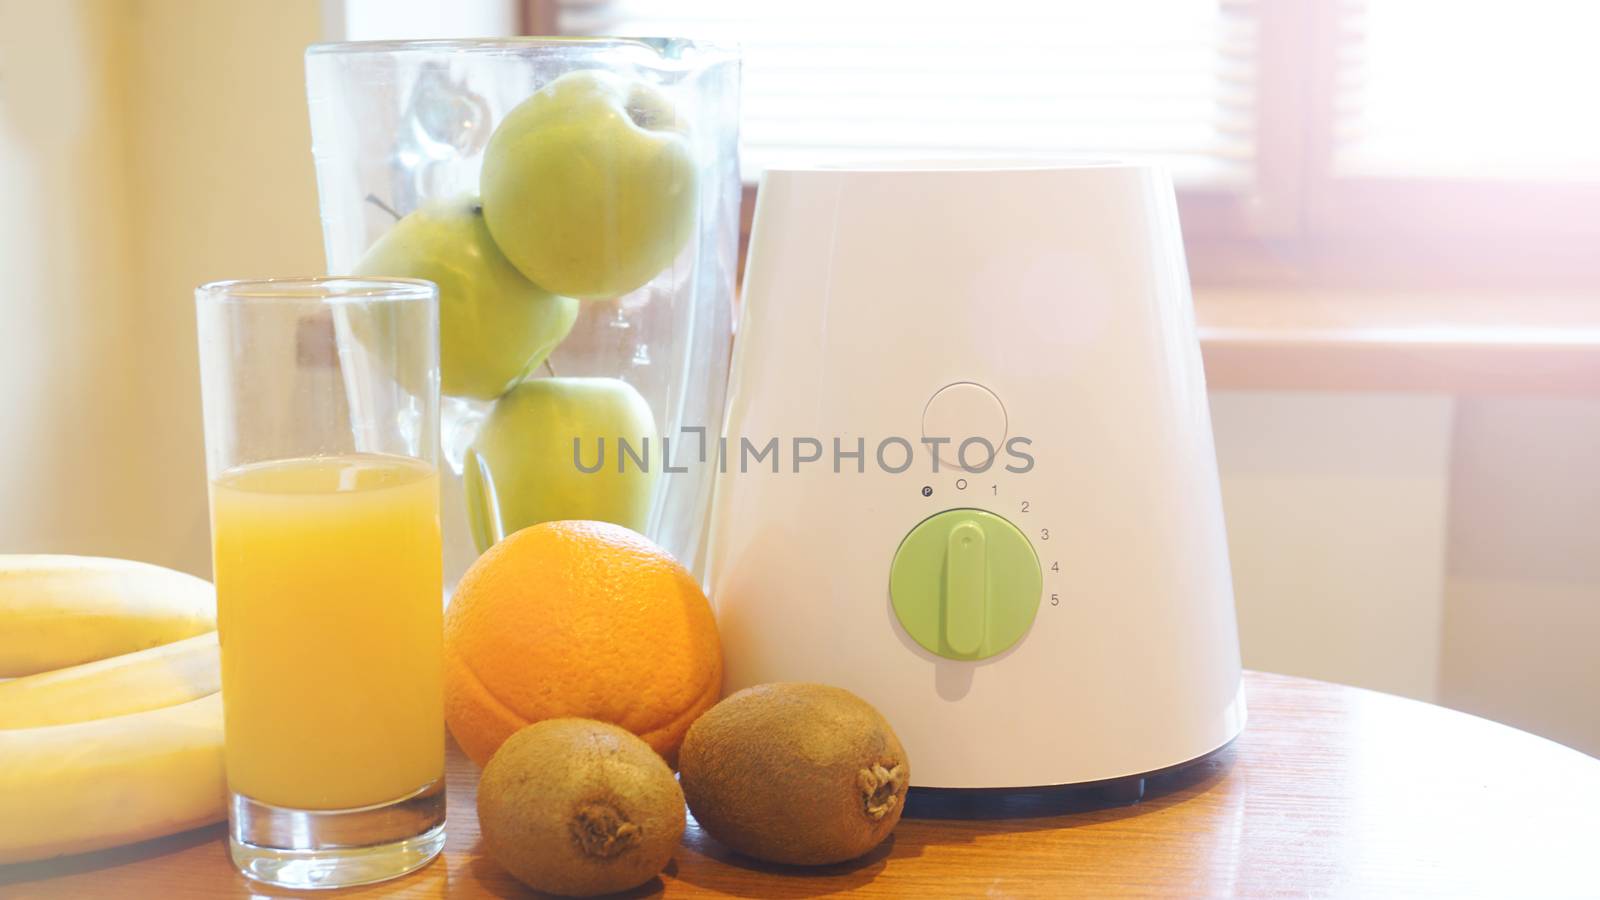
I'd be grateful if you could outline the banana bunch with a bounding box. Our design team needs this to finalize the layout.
[0,555,225,865]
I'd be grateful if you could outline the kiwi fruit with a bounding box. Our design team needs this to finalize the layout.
[678,682,910,866]
[477,718,686,897]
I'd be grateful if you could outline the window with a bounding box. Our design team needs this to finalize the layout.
[1336,1,1600,180]
[558,0,1256,190]
[537,0,1600,287]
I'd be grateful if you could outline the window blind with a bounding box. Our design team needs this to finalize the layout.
[1334,0,1600,180]
[558,0,1259,188]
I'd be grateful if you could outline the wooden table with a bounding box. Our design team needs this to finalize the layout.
[6,672,1599,898]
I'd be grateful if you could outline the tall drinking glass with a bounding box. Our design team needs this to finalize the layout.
[196,277,446,890]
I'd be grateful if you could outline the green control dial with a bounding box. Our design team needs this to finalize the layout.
[889,508,1043,660]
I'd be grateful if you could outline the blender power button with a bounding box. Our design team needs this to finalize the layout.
[921,382,1007,469]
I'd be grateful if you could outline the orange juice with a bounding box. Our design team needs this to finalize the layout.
[210,453,443,810]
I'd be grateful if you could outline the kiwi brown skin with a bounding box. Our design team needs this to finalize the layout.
[678,682,910,866]
[477,718,686,897]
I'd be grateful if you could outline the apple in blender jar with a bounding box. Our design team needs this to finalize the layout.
[463,376,660,552]
[355,196,579,400]
[480,70,698,299]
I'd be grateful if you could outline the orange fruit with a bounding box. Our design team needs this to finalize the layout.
[444,520,722,767]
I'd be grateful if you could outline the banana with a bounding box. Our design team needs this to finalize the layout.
[0,632,221,729]
[0,692,225,864]
[0,555,216,677]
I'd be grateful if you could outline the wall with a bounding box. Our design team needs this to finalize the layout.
[0,0,325,574]
[1440,397,1600,754]
[1,1,146,561]
[1212,392,1455,702]
[1213,390,1600,757]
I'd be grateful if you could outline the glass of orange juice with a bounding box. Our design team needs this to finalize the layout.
[195,277,445,889]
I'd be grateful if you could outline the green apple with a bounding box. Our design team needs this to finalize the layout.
[481,70,697,299]
[354,196,579,400]
[463,376,659,552]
